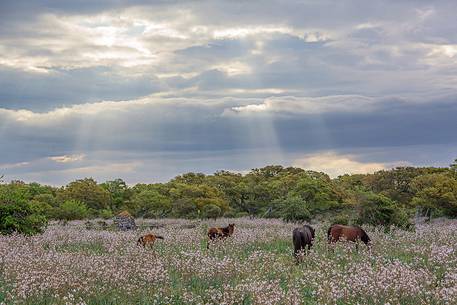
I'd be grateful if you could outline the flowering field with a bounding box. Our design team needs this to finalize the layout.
[1,218,457,305]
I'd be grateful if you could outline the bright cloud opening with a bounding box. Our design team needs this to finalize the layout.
[49,154,86,163]
[293,152,388,177]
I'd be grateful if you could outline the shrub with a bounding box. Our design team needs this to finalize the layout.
[55,200,89,221]
[235,211,250,218]
[131,189,171,218]
[356,191,411,229]
[99,209,113,219]
[171,199,199,218]
[331,213,351,226]
[0,199,47,235]
[279,195,311,222]
[222,209,237,218]
[202,204,222,219]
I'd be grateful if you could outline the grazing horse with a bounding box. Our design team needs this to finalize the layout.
[137,233,164,248]
[207,223,235,248]
[327,224,371,249]
[292,224,315,263]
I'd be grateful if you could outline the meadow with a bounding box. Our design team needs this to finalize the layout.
[1,218,457,305]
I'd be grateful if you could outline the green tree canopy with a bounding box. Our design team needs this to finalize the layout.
[100,178,132,212]
[356,191,411,229]
[0,189,47,235]
[58,178,110,213]
[55,200,89,221]
[411,173,457,217]
[131,189,171,218]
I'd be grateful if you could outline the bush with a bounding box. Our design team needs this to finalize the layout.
[331,213,351,226]
[235,211,250,218]
[131,189,171,218]
[202,204,222,219]
[55,200,89,221]
[222,209,237,218]
[99,209,113,219]
[0,200,47,235]
[356,191,411,229]
[279,195,311,222]
[171,199,199,218]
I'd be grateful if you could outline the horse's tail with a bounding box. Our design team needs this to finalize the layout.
[327,226,332,242]
[137,236,144,246]
[156,235,164,240]
[292,229,301,254]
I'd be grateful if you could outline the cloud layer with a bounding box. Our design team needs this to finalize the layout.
[1,1,457,184]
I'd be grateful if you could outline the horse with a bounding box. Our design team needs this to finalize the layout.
[327,224,371,250]
[292,224,315,263]
[207,223,235,248]
[137,233,164,248]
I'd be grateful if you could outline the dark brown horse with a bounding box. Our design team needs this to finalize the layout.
[292,224,315,263]
[327,224,371,249]
[207,223,235,248]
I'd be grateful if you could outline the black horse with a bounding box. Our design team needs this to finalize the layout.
[292,224,315,263]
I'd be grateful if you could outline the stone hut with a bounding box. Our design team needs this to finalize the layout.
[114,210,137,231]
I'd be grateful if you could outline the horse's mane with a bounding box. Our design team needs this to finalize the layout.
[303,224,315,239]
[220,224,235,236]
[221,226,230,233]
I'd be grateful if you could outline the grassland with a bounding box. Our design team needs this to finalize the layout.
[1,218,457,305]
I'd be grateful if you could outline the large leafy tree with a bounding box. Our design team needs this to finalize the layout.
[0,183,47,235]
[131,189,171,218]
[289,172,341,214]
[58,178,110,213]
[411,173,457,217]
[100,178,132,212]
[356,191,410,229]
[364,167,448,206]
[278,195,311,222]
[54,200,89,220]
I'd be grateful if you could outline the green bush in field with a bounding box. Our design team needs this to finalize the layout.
[99,209,114,219]
[331,213,352,225]
[202,204,222,219]
[171,198,199,218]
[279,195,311,222]
[55,200,89,220]
[411,173,457,218]
[222,209,237,218]
[0,199,47,235]
[131,189,171,218]
[356,191,411,229]
[235,211,250,218]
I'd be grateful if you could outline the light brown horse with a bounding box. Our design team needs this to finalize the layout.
[207,223,235,248]
[137,233,164,248]
[327,224,371,248]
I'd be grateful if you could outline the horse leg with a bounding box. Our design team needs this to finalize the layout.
[294,248,303,265]
[293,244,301,264]
[328,240,335,253]
[207,233,216,249]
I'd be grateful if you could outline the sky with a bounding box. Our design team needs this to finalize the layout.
[1,0,457,185]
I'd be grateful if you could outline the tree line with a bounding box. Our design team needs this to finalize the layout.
[1,160,457,234]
